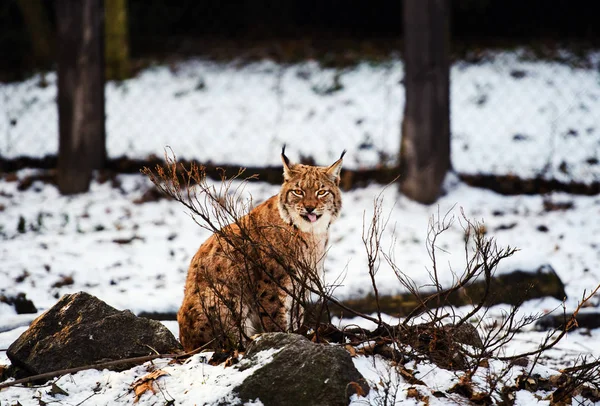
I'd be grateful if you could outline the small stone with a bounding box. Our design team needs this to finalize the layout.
[0,293,37,314]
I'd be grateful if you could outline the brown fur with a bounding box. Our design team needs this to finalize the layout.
[177,150,345,351]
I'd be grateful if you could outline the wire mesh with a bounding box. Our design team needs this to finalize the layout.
[1,49,599,184]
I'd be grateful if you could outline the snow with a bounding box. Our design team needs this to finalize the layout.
[2,49,600,182]
[1,49,600,404]
[2,172,596,315]
[0,349,280,406]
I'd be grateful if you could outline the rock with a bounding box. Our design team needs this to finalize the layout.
[234,333,369,406]
[7,291,182,376]
[443,323,483,348]
[0,292,37,314]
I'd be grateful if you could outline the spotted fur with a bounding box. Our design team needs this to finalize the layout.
[177,149,344,351]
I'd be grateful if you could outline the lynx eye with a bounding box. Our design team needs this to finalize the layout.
[316,190,329,197]
[291,189,304,197]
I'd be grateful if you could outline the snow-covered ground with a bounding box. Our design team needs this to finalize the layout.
[1,50,600,404]
[1,172,598,317]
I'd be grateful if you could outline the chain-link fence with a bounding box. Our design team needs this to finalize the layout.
[1,48,599,184]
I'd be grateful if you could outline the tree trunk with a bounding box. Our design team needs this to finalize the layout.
[56,0,106,194]
[104,0,130,80]
[16,0,54,68]
[400,0,451,204]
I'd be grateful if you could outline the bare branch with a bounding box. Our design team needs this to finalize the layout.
[0,341,214,390]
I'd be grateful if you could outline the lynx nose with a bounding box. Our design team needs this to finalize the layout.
[305,206,315,213]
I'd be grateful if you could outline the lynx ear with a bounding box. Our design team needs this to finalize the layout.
[325,150,346,184]
[281,145,294,180]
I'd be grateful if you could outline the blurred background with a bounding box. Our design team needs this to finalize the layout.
[1,0,599,201]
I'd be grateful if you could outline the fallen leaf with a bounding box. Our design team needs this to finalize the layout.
[345,344,357,357]
[347,381,366,397]
[49,383,68,396]
[406,387,419,398]
[358,342,376,356]
[224,350,240,367]
[131,369,168,402]
[133,380,156,402]
[407,386,430,405]
[51,275,74,288]
[399,366,426,386]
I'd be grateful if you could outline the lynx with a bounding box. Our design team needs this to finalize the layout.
[177,148,345,351]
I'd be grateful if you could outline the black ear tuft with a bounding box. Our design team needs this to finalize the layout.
[339,149,347,160]
[282,144,290,166]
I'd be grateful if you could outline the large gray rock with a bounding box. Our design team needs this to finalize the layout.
[7,291,182,376]
[234,333,369,406]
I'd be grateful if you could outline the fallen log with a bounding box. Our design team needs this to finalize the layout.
[328,265,566,318]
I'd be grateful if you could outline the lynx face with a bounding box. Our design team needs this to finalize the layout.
[278,151,345,235]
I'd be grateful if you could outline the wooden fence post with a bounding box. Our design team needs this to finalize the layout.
[56,0,106,194]
[400,0,451,204]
